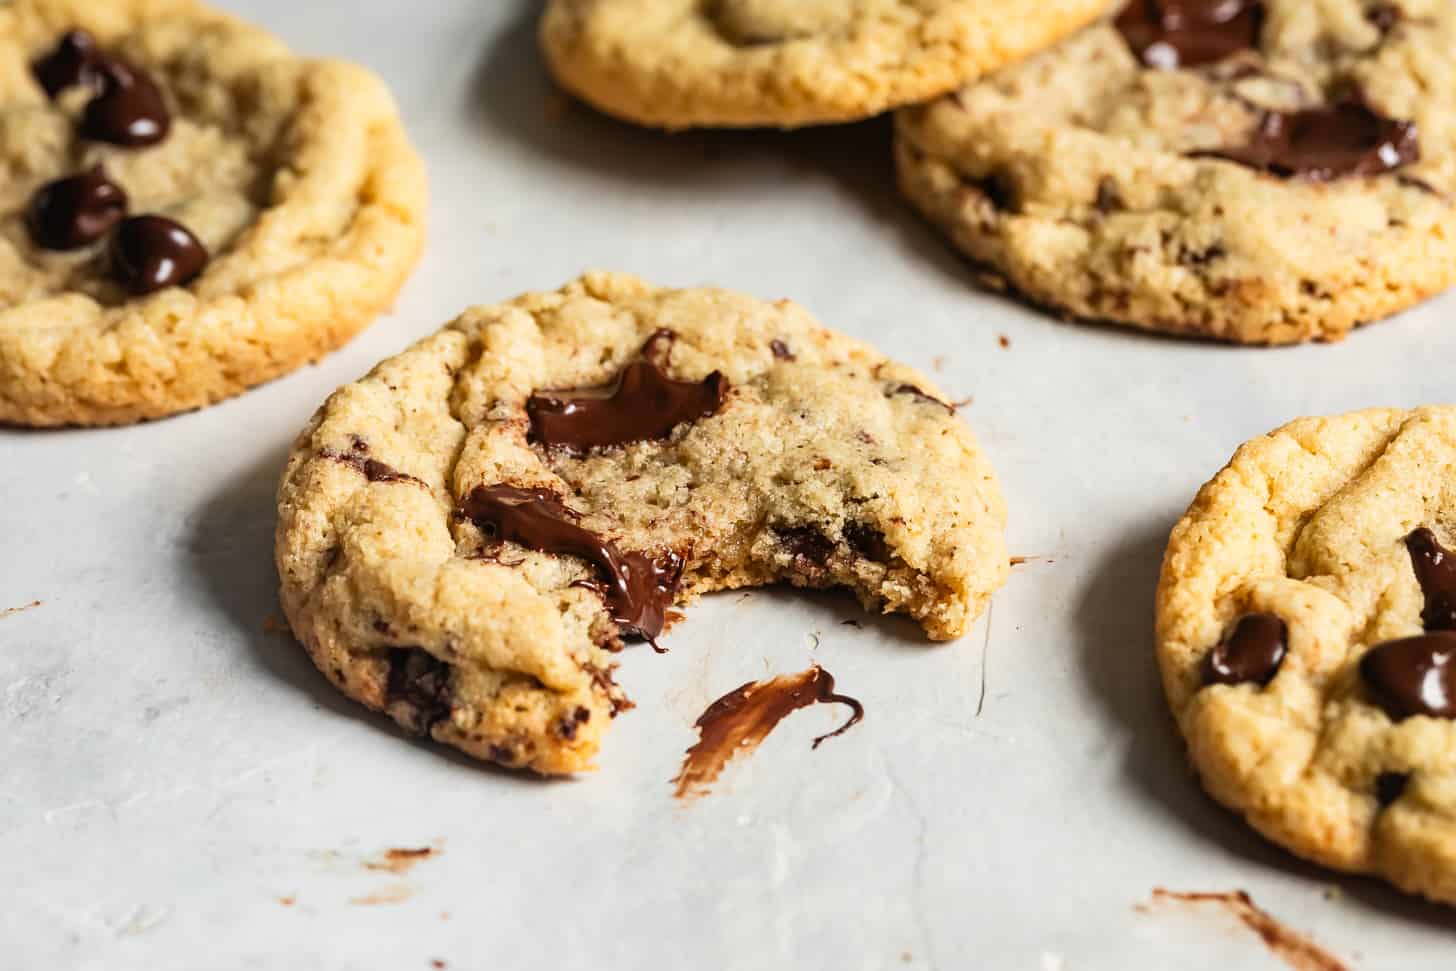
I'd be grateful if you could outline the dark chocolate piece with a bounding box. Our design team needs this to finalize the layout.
[1360,633,1456,720]
[1115,0,1264,69]
[1197,102,1419,181]
[385,648,453,733]
[318,446,425,486]
[31,29,102,98]
[527,344,727,453]
[1406,526,1456,631]
[673,664,864,799]
[25,166,127,250]
[770,339,795,361]
[81,57,170,147]
[1201,613,1287,686]
[460,484,682,643]
[1375,772,1409,807]
[109,215,208,294]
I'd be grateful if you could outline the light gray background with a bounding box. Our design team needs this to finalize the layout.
[3,2,1453,968]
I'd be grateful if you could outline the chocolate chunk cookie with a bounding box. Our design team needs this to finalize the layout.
[1158,407,1456,905]
[896,0,1456,344]
[275,273,1008,773]
[0,0,426,425]
[539,0,1115,130]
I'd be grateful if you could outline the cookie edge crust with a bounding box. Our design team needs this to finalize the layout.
[538,0,1113,131]
[893,108,1456,346]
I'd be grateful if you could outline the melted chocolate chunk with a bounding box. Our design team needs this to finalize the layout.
[1201,613,1287,686]
[1115,0,1264,69]
[26,166,127,251]
[1406,527,1456,631]
[31,29,102,98]
[843,522,891,562]
[1375,771,1409,806]
[109,215,208,294]
[1360,633,1456,720]
[385,648,453,732]
[81,58,170,147]
[460,485,683,643]
[319,446,424,486]
[778,526,835,569]
[527,344,728,453]
[673,664,864,799]
[1198,102,1419,181]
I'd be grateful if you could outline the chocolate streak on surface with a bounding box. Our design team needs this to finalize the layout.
[460,484,683,644]
[26,166,127,250]
[31,29,102,97]
[1196,102,1419,181]
[527,334,728,453]
[1143,889,1349,971]
[318,446,426,487]
[1406,526,1456,630]
[673,664,863,800]
[1115,0,1264,69]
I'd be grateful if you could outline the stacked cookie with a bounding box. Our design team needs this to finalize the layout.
[545,0,1456,344]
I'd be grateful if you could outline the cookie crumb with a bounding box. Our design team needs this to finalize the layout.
[277,896,295,907]
[997,335,1011,349]
[262,613,288,633]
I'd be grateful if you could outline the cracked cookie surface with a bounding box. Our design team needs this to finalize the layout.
[0,0,426,425]
[896,0,1456,344]
[275,272,1008,774]
[539,0,1114,130]
[1158,407,1456,905]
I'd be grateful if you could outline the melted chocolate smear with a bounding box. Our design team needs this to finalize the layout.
[673,664,864,800]
[385,648,453,733]
[26,166,127,250]
[1201,613,1287,686]
[81,57,170,147]
[891,384,955,414]
[1375,771,1409,807]
[32,29,102,98]
[1359,633,1456,721]
[319,445,424,486]
[1115,0,1264,69]
[460,484,683,643]
[1198,101,1419,181]
[1145,890,1350,971]
[1406,526,1456,630]
[109,215,208,294]
[527,353,728,454]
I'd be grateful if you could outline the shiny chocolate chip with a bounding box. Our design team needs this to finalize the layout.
[1196,101,1419,181]
[1360,633,1456,721]
[109,215,208,294]
[1115,0,1264,69]
[26,166,127,250]
[31,29,102,98]
[1406,527,1456,631]
[1200,613,1287,686]
[81,57,170,147]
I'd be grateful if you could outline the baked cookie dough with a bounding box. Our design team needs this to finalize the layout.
[539,0,1115,130]
[1158,407,1456,905]
[275,273,1008,773]
[0,0,426,426]
[896,0,1456,344]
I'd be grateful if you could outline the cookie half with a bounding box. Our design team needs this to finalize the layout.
[0,0,426,426]
[540,0,1115,130]
[1158,407,1456,905]
[896,0,1456,344]
[276,273,1008,773]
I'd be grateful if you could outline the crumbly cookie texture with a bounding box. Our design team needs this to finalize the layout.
[539,0,1114,130]
[896,0,1456,345]
[0,0,426,426]
[276,273,1008,774]
[1158,407,1456,906]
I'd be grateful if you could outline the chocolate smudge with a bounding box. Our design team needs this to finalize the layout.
[1140,889,1349,971]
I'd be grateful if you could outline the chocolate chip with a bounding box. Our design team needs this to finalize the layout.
[487,743,517,765]
[1115,0,1265,69]
[770,339,795,361]
[385,648,453,733]
[31,29,102,98]
[1360,633,1456,721]
[81,57,170,147]
[557,716,580,740]
[26,166,127,251]
[1406,527,1456,631]
[1375,771,1409,806]
[573,706,591,723]
[1366,3,1400,34]
[1179,243,1227,267]
[460,484,683,644]
[527,331,728,454]
[1095,177,1125,213]
[778,526,835,569]
[1195,101,1419,181]
[843,522,891,562]
[1200,613,1287,686]
[973,171,1019,212]
[109,215,208,294]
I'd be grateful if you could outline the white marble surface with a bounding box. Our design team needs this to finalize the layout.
[4,2,1455,967]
